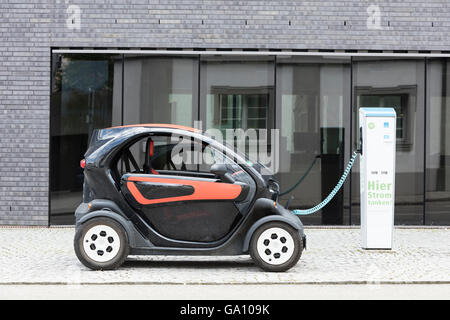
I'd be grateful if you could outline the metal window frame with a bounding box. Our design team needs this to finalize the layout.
[52,49,450,58]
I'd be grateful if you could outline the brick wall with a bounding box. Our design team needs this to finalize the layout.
[49,0,450,50]
[0,1,51,225]
[1,0,450,225]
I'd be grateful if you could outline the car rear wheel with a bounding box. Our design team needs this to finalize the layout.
[74,217,129,270]
[250,221,303,272]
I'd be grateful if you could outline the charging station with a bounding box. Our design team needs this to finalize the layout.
[359,108,396,250]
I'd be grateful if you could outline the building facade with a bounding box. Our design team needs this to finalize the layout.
[1,0,450,226]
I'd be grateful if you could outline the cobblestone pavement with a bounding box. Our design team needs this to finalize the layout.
[0,227,448,285]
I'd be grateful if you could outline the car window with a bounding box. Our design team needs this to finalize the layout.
[115,136,147,176]
[150,135,179,171]
[152,136,215,173]
[115,134,252,185]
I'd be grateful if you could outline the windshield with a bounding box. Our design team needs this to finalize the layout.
[209,136,274,176]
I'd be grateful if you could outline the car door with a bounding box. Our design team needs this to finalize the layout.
[120,134,253,242]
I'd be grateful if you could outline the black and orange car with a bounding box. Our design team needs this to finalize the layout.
[74,124,306,271]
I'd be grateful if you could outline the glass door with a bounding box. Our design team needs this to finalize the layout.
[275,56,351,225]
[50,53,123,225]
[352,57,425,225]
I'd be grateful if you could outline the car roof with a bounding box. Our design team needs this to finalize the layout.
[105,123,201,133]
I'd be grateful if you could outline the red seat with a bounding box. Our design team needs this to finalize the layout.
[148,139,158,174]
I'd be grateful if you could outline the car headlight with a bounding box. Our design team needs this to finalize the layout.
[268,179,280,195]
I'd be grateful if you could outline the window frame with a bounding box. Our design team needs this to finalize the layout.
[354,85,417,150]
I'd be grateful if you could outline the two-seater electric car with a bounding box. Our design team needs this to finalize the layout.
[74,124,306,272]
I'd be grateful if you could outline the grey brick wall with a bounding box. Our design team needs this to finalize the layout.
[0,1,51,225]
[49,0,450,50]
[1,0,450,225]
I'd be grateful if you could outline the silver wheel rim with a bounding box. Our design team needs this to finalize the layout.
[83,225,121,263]
[256,227,295,265]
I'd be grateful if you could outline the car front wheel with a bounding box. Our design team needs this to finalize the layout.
[250,221,303,272]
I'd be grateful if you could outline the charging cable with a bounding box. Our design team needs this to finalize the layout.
[291,150,360,216]
[279,155,321,197]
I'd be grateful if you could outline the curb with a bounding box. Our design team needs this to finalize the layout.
[0,281,449,286]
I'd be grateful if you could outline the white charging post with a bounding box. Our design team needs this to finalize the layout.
[359,108,396,250]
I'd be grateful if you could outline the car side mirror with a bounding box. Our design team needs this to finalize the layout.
[210,163,227,176]
[210,163,235,184]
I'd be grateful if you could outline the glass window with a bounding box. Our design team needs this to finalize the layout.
[123,55,198,126]
[359,94,408,143]
[199,55,275,157]
[114,136,149,178]
[352,58,425,225]
[50,53,122,225]
[113,133,250,182]
[150,135,210,173]
[426,58,450,225]
[276,56,351,225]
[50,52,446,227]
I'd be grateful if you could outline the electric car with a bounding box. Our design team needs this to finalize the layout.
[74,124,306,272]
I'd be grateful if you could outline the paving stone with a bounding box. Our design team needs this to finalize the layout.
[0,227,448,284]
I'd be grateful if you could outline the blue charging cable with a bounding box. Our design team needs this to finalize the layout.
[291,150,360,216]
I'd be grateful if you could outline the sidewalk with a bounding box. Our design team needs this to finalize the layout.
[0,227,448,285]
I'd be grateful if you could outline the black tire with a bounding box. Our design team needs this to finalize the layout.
[74,217,130,270]
[250,221,303,272]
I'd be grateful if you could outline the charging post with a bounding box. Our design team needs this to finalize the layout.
[359,108,396,250]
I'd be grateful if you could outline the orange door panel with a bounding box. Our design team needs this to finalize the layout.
[126,176,242,205]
